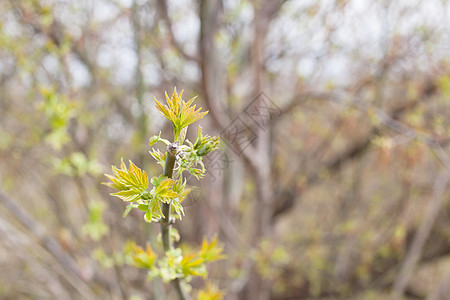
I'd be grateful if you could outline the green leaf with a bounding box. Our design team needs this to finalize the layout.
[156,248,184,282]
[189,168,205,180]
[149,131,170,146]
[151,174,168,186]
[193,126,220,156]
[149,133,160,146]
[104,159,149,204]
[171,200,185,219]
[158,188,179,199]
[128,242,157,269]
[81,201,108,241]
[180,253,206,277]
[199,236,226,262]
[123,203,138,217]
[197,284,223,300]
[154,88,208,140]
[170,227,181,243]
[173,179,191,204]
[198,284,224,300]
[149,149,165,165]
[110,189,142,202]
[155,178,179,202]
[148,197,163,219]
[138,204,148,212]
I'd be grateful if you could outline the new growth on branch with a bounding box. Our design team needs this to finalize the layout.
[104,88,224,300]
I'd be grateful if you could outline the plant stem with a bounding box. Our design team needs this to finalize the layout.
[160,143,190,300]
[160,149,175,251]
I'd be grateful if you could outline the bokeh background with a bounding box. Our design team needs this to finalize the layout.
[1,0,450,299]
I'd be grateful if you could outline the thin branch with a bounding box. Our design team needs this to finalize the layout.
[198,0,259,168]
[390,171,449,300]
[426,269,450,300]
[132,0,149,165]
[160,143,190,300]
[273,80,449,220]
[158,0,199,63]
[0,190,98,298]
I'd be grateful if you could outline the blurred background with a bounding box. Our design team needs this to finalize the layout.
[1,0,450,299]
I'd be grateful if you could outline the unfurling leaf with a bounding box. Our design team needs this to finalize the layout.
[149,131,170,146]
[189,167,205,180]
[193,126,220,156]
[111,189,143,202]
[199,236,226,262]
[154,88,208,141]
[180,253,206,277]
[128,242,157,269]
[104,159,148,191]
[154,178,179,202]
[171,200,185,219]
[103,159,149,203]
[148,197,163,219]
[123,203,138,217]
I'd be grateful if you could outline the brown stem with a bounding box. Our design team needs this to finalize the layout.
[159,143,190,300]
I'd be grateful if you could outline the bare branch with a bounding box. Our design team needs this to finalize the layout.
[426,269,450,300]
[390,171,449,299]
[157,0,200,63]
[0,190,98,298]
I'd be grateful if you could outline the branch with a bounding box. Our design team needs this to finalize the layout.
[273,80,445,220]
[160,142,189,300]
[390,171,449,299]
[132,0,149,165]
[426,269,450,300]
[0,190,99,297]
[157,0,199,63]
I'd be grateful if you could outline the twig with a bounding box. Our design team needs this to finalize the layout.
[389,171,449,299]
[0,190,97,298]
[157,0,199,63]
[426,269,450,300]
[159,143,190,300]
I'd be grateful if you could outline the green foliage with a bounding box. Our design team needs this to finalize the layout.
[140,175,185,221]
[199,236,226,263]
[149,248,206,282]
[105,167,186,222]
[149,131,170,147]
[38,85,77,150]
[197,284,224,300]
[438,75,450,97]
[53,152,102,177]
[104,88,223,299]
[149,148,167,170]
[154,88,209,142]
[105,159,149,203]
[176,126,220,179]
[254,238,291,292]
[82,201,108,241]
[93,248,115,269]
[125,237,225,283]
[106,89,219,222]
[129,242,158,270]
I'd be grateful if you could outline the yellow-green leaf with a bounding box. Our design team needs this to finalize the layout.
[154,88,208,141]
[199,236,226,262]
[129,242,157,269]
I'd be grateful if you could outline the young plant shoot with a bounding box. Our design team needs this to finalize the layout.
[105,88,224,300]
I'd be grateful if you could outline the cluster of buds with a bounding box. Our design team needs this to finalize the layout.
[193,126,220,157]
[175,126,219,179]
